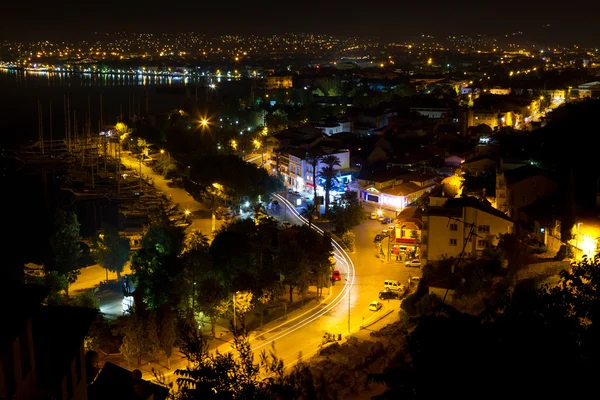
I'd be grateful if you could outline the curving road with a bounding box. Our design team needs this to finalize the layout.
[214,193,403,369]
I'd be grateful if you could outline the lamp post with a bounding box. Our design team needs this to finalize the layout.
[344,278,351,333]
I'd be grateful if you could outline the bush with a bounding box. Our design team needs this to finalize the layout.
[555,244,573,260]
[415,294,441,316]
[341,231,355,252]
[531,246,548,255]
[401,293,419,316]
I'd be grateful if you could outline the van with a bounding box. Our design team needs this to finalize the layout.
[384,280,403,291]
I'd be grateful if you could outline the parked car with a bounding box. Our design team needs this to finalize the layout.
[377,214,385,222]
[369,301,383,311]
[384,280,404,291]
[293,191,300,196]
[381,230,389,238]
[373,234,383,243]
[370,212,378,220]
[332,270,341,281]
[378,289,399,300]
[406,259,422,268]
[288,188,294,194]
[381,217,392,224]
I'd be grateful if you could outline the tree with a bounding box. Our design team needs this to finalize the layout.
[256,288,276,329]
[74,291,104,352]
[131,223,184,310]
[159,306,177,369]
[90,225,131,281]
[145,312,162,364]
[318,154,341,219]
[330,191,364,233]
[301,203,318,228]
[46,210,82,298]
[306,150,321,206]
[342,231,356,252]
[276,239,311,304]
[233,291,254,329]
[195,277,230,337]
[120,315,145,367]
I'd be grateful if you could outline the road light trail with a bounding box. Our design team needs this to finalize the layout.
[242,194,356,352]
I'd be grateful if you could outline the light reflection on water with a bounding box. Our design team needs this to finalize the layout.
[0,68,218,87]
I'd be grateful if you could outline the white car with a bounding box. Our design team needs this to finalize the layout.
[406,259,422,268]
[370,212,378,220]
[369,301,383,311]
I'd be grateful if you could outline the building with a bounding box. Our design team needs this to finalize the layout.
[495,165,557,222]
[409,107,450,119]
[266,74,293,89]
[357,169,438,213]
[0,282,96,400]
[352,109,397,136]
[570,81,600,99]
[488,88,512,95]
[421,196,513,262]
[313,120,352,136]
[88,362,169,400]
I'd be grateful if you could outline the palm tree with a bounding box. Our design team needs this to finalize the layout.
[318,154,341,219]
[306,150,321,205]
[301,203,318,228]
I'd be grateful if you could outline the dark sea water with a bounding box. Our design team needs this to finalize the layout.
[0,69,209,146]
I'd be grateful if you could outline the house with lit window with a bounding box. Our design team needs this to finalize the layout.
[421,196,513,262]
[357,168,438,213]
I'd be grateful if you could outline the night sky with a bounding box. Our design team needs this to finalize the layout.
[2,0,599,46]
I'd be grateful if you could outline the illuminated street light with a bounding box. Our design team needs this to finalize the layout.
[201,119,208,127]
[230,139,238,151]
[253,139,261,150]
[160,149,165,154]
[184,209,191,217]
[377,209,383,216]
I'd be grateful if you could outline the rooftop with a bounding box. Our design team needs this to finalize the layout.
[425,195,513,222]
[381,181,427,197]
[502,164,549,185]
[89,362,169,400]
[357,166,412,182]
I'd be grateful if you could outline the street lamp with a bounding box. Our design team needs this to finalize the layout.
[344,278,351,333]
